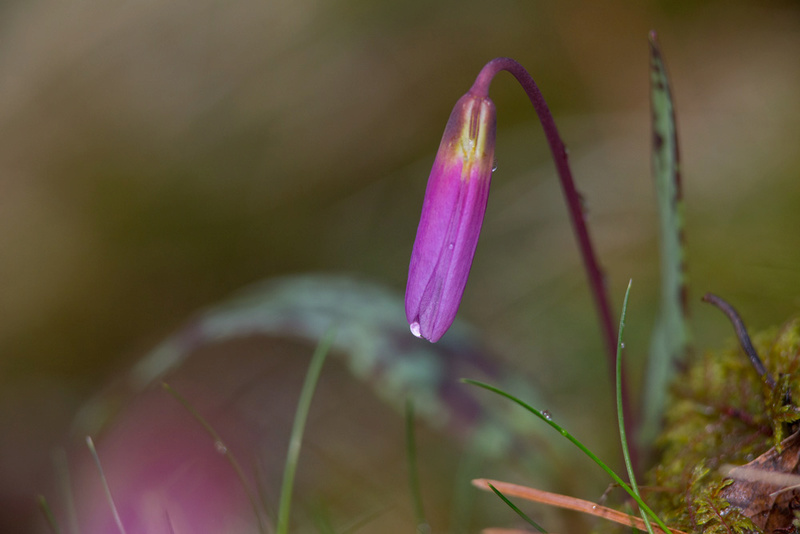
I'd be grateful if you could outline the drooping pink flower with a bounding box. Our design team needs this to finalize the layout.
[405,91,496,342]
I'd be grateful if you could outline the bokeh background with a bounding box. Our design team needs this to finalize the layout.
[1,0,799,531]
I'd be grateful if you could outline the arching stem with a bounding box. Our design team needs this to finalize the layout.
[471,57,634,464]
[702,293,775,389]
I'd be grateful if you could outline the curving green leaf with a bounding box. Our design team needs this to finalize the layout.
[73,274,550,468]
[642,32,691,445]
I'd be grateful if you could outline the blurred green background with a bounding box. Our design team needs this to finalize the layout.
[0,0,798,530]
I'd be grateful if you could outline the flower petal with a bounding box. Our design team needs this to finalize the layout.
[406,92,496,342]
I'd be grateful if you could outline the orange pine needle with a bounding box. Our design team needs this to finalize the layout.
[472,478,686,534]
[483,529,547,534]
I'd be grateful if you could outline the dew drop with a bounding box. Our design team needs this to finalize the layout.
[620,342,626,349]
[491,158,498,172]
[578,192,589,218]
[542,410,552,420]
[214,440,228,454]
[448,242,454,250]
[410,322,422,338]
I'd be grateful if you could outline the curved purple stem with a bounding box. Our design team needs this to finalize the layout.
[472,57,636,465]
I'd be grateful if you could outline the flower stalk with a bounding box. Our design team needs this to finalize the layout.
[472,58,620,373]
[405,57,636,464]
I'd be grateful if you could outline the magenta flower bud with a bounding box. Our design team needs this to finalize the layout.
[405,91,497,342]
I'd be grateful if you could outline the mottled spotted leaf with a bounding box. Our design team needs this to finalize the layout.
[75,275,548,464]
[642,32,691,443]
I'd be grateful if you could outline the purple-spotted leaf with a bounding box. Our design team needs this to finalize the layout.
[642,32,691,443]
[75,275,548,462]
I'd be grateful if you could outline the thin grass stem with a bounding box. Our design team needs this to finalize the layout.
[462,379,670,533]
[474,479,684,534]
[162,382,270,534]
[405,400,428,531]
[51,447,79,534]
[616,281,655,534]
[486,483,547,533]
[338,506,389,534]
[449,444,483,534]
[85,436,127,534]
[276,328,336,534]
[37,495,61,534]
[309,501,337,534]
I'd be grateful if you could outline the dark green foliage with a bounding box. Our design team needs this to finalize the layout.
[694,476,758,534]
[648,318,800,532]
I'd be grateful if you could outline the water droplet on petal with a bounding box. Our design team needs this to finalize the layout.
[542,410,552,420]
[448,242,454,250]
[214,440,228,454]
[410,322,422,338]
[492,158,498,172]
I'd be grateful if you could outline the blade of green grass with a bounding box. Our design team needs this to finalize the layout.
[642,31,690,445]
[51,447,79,534]
[309,501,338,534]
[276,327,336,534]
[616,281,655,534]
[254,466,278,532]
[486,483,547,533]
[473,479,684,534]
[37,495,61,534]
[161,382,269,534]
[448,444,485,534]
[85,436,127,534]
[338,506,390,534]
[462,379,671,533]
[405,400,428,531]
